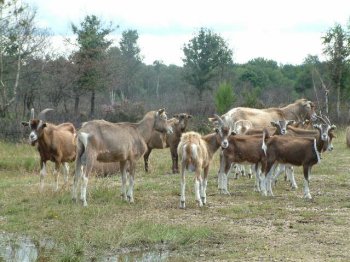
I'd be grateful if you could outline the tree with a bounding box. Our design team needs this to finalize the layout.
[0,0,48,117]
[322,23,350,119]
[71,15,113,117]
[153,60,163,98]
[214,82,235,114]
[182,27,233,100]
[119,29,142,99]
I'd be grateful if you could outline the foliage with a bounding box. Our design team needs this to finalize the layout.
[322,23,350,118]
[71,14,113,116]
[214,82,236,114]
[118,29,142,99]
[182,27,233,99]
[0,0,48,117]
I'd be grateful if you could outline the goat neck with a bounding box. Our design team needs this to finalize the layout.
[134,111,157,143]
[201,132,221,160]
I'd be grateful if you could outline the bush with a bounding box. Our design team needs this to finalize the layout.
[214,82,236,114]
[102,100,145,123]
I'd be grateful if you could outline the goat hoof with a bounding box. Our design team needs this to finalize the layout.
[201,197,206,205]
[304,193,312,199]
[72,198,77,203]
[179,201,186,209]
[127,195,134,203]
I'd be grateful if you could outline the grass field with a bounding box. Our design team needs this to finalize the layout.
[0,129,349,261]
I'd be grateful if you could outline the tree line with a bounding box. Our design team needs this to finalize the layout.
[1,0,350,140]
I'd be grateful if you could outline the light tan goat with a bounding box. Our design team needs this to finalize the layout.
[222,98,317,129]
[177,115,230,208]
[73,109,173,206]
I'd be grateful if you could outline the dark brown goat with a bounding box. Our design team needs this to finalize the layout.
[144,113,192,173]
[261,121,335,199]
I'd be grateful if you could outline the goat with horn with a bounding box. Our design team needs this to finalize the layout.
[21,108,76,191]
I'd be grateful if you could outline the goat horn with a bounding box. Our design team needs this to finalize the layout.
[213,114,225,126]
[315,114,327,125]
[322,114,331,125]
[38,108,54,121]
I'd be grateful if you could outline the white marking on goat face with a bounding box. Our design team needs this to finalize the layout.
[216,126,230,149]
[28,119,45,144]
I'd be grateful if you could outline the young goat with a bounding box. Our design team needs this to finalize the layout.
[177,115,230,208]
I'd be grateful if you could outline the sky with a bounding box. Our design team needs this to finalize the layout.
[25,0,350,66]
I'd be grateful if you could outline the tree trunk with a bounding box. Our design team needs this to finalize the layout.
[336,81,341,120]
[90,89,95,117]
[74,93,80,115]
[156,75,160,98]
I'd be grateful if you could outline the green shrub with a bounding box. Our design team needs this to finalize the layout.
[214,82,236,114]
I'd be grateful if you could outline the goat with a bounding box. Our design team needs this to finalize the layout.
[261,119,336,198]
[270,118,336,189]
[221,98,317,129]
[144,113,192,173]
[177,115,230,208]
[72,109,173,206]
[21,108,76,191]
[230,120,294,179]
[217,130,269,195]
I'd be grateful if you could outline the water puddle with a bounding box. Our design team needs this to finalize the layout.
[0,232,54,262]
[0,232,170,261]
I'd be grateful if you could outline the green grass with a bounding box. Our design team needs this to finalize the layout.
[0,128,350,260]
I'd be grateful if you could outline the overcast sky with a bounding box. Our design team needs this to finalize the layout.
[26,0,350,66]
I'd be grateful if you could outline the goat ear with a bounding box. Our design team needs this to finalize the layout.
[270,121,277,127]
[287,120,295,125]
[313,124,320,129]
[214,128,219,133]
[188,114,193,119]
[158,108,165,115]
[231,130,237,136]
[21,121,29,127]
[173,114,179,118]
[330,124,336,130]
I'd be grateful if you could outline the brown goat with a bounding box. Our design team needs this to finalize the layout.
[144,113,192,173]
[73,109,173,206]
[21,109,76,191]
[261,122,334,199]
[217,131,268,195]
[177,115,230,208]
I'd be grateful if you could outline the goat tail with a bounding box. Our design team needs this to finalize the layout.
[78,132,90,149]
[262,128,269,156]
